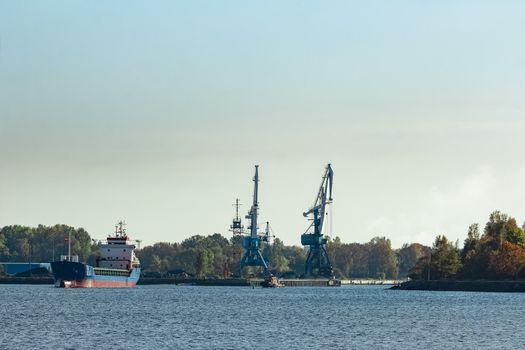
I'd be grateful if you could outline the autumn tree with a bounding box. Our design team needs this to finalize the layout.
[460,211,525,279]
[487,241,525,279]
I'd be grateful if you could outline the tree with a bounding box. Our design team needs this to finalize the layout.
[346,243,370,278]
[328,238,357,278]
[282,245,307,277]
[460,211,525,279]
[429,235,461,280]
[0,224,97,263]
[367,237,398,279]
[397,243,431,277]
[195,249,213,278]
[150,255,162,272]
[484,211,525,249]
[268,238,290,273]
[461,224,480,259]
[408,255,430,280]
[487,241,525,279]
[0,230,8,259]
[460,223,483,279]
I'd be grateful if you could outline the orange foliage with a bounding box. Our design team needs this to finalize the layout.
[488,242,525,279]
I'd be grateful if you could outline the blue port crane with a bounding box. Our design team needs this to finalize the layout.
[301,164,334,278]
[239,165,271,276]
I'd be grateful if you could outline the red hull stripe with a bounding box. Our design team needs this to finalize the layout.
[66,280,137,288]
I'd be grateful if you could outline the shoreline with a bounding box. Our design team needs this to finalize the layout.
[391,279,525,293]
[0,277,342,287]
[0,277,54,284]
[0,276,402,287]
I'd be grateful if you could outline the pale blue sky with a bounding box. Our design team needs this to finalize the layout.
[1,1,525,247]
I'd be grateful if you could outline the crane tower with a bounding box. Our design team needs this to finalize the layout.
[301,164,334,278]
[239,165,270,276]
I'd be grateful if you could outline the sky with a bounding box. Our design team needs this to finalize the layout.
[1,1,525,248]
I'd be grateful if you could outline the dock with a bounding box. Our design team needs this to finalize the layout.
[278,279,341,287]
[0,276,344,287]
[391,279,525,293]
[138,277,341,287]
[341,279,406,285]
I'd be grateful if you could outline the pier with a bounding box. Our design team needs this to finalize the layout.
[391,280,525,293]
[0,276,408,287]
[137,277,342,287]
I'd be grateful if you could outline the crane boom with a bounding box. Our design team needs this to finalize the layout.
[248,165,259,238]
[300,163,334,278]
[302,164,333,235]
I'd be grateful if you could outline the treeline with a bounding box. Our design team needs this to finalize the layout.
[0,224,428,279]
[4,210,525,280]
[0,225,95,264]
[138,234,308,278]
[409,211,525,280]
[125,235,429,279]
[329,237,430,279]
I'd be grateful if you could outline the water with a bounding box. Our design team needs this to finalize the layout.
[1,284,524,349]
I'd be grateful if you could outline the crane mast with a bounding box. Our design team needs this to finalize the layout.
[301,164,334,278]
[239,165,270,276]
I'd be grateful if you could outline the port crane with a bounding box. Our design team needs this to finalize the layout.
[239,165,271,276]
[301,164,334,278]
[228,198,244,277]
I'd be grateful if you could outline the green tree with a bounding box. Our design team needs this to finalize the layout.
[408,255,430,280]
[328,237,355,278]
[429,235,461,279]
[367,237,398,279]
[0,230,8,259]
[346,243,370,278]
[484,211,525,249]
[265,238,290,273]
[195,249,213,278]
[461,224,480,259]
[282,245,307,277]
[150,255,162,272]
[397,243,431,277]
[460,223,483,279]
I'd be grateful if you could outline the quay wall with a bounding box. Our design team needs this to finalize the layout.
[391,280,525,293]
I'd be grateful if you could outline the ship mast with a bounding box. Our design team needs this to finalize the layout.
[68,229,71,261]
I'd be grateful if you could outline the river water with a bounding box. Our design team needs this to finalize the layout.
[0,284,523,349]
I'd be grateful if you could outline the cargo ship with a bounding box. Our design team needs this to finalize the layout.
[51,221,141,288]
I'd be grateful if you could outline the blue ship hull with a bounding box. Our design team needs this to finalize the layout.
[51,261,140,288]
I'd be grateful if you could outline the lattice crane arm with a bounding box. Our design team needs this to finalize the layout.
[302,163,333,236]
